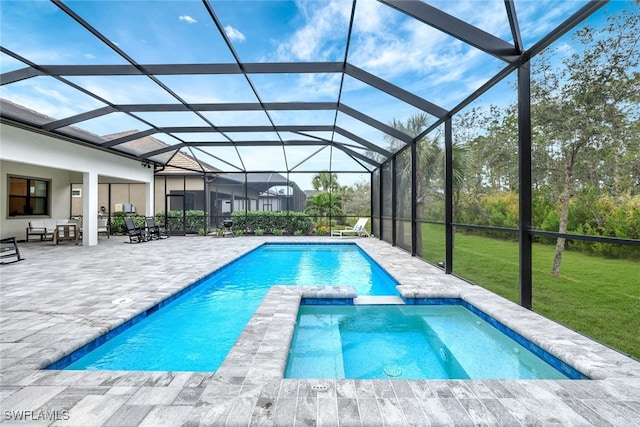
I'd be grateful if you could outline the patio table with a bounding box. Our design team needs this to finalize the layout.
[54,223,79,245]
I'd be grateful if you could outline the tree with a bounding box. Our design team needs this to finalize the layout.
[304,192,342,225]
[344,179,371,217]
[335,184,352,219]
[385,112,469,255]
[311,172,339,193]
[532,3,640,277]
[463,105,519,194]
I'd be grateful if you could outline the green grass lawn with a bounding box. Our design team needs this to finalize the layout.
[419,223,640,359]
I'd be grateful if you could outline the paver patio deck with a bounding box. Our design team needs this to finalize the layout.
[1,235,639,426]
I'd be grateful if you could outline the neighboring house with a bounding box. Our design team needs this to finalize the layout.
[100,132,307,230]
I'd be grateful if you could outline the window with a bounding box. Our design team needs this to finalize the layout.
[8,176,50,217]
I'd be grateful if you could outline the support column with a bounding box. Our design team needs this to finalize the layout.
[145,179,154,217]
[378,169,384,240]
[444,118,453,274]
[369,171,375,238]
[518,61,533,309]
[391,157,397,247]
[82,171,98,246]
[411,141,417,256]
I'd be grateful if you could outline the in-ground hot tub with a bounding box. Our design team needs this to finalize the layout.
[285,303,588,380]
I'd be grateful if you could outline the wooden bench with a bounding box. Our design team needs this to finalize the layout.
[1,237,23,264]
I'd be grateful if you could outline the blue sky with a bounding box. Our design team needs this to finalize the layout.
[0,0,623,187]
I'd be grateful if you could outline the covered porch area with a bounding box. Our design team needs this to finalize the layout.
[1,123,155,246]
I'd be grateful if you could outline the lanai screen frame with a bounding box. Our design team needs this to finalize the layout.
[3,0,638,310]
[369,0,639,310]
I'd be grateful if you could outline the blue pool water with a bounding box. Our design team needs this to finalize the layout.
[285,305,576,380]
[59,243,397,371]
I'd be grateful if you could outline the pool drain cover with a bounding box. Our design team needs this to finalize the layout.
[384,365,403,377]
[312,384,328,392]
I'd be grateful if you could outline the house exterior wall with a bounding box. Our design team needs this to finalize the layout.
[0,123,154,241]
[1,160,73,234]
[71,183,147,217]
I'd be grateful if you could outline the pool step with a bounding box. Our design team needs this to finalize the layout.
[354,296,405,305]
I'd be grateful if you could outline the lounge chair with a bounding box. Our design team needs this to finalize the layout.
[331,218,370,238]
[124,216,146,243]
[145,216,168,240]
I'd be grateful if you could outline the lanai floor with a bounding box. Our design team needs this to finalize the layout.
[1,235,639,426]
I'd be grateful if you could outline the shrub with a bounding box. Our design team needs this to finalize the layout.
[231,211,314,235]
[109,212,144,234]
[454,187,640,258]
[155,210,207,234]
[315,225,330,236]
[109,213,126,234]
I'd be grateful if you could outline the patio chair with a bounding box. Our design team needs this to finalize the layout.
[98,218,109,238]
[145,216,168,240]
[331,217,370,238]
[124,216,146,243]
[0,237,23,264]
[70,217,83,239]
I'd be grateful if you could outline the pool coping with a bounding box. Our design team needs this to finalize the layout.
[397,287,640,382]
[214,281,640,389]
[207,240,640,425]
[1,236,639,426]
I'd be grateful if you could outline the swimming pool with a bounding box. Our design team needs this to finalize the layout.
[285,304,587,380]
[52,243,397,371]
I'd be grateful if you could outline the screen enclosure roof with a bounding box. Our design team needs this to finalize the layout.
[0,0,604,175]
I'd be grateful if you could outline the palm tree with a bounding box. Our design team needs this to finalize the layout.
[386,112,469,256]
[311,172,339,193]
[334,185,353,223]
[304,192,343,228]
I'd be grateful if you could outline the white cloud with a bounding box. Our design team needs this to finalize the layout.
[84,53,97,59]
[277,0,352,61]
[349,14,452,78]
[6,93,75,120]
[352,0,392,33]
[32,85,74,105]
[178,15,197,24]
[516,1,586,48]
[0,83,104,124]
[224,25,246,42]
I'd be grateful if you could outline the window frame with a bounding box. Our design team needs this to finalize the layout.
[7,175,51,218]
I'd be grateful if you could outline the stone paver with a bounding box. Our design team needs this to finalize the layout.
[1,235,639,426]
